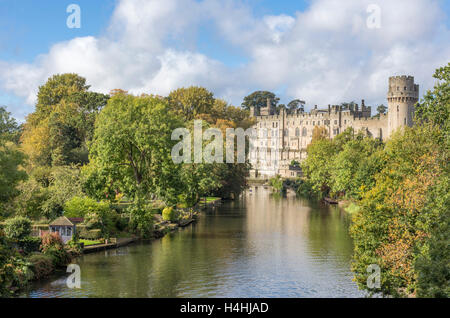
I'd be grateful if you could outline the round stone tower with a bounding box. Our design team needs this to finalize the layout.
[387,75,419,137]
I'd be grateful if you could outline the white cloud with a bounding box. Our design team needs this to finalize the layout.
[1,0,449,120]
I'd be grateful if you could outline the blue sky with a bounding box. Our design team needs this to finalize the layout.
[1,0,449,121]
[0,0,309,64]
[0,0,115,62]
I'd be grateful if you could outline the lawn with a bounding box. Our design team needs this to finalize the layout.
[204,197,221,202]
[79,239,102,246]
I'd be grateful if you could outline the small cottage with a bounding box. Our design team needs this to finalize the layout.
[49,216,78,244]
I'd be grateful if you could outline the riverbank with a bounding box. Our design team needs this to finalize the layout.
[0,203,212,297]
[20,190,363,298]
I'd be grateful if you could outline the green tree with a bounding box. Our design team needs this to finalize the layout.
[330,136,383,199]
[0,106,21,143]
[0,141,27,216]
[350,124,446,297]
[89,93,182,203]
[415,175,450,297]
[415,62,450,144]
[167,86,215,121]
[301,138,335,195]
[4,217,32,240]
[376,104,387,115]
[21,73,109,167]
[241,91,279,111]
[287,99,305,113]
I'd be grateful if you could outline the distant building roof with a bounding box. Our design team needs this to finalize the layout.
[49,216,74,226]
[68,217,84,224]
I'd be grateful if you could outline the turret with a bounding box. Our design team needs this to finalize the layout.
[387,76,419,136]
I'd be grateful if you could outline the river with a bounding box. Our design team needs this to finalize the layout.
[22,188,364,298]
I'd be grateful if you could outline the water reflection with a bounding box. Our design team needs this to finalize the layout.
[23,188,364,298]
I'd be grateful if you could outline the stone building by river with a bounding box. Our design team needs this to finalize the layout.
[249,75,419,179]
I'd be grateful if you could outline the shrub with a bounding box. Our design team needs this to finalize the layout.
[65,240,83,255]
[78,227,102,240]
[82,229,102,240]
[18,237,42,254]
[40,232,71,267]
[40,232,64,251]
[4,217,32,240]
[269,175,284,192]
[127,202,154,239]
[28,253,54,280]
[66,198,114,238]
[162,207,180,222]
[64,196,109,218]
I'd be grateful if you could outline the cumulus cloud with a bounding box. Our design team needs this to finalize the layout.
[1,0,449,120]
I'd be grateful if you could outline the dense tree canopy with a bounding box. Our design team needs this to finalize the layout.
[241,91,279,111]
[287,99,305,113]
[415,62,450,144]
[0,106,21,143]
[21,74,109,167]
[167,86,215,121]
[88,93,182,202]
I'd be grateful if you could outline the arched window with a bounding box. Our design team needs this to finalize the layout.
[295,127,300,137]
[302,127,307,136]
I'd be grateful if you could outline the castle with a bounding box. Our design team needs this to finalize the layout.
[248,76,419,179]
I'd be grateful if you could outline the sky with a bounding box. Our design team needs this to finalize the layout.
[0,0,449,122]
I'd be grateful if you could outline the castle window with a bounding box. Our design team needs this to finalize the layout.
[302,128,307,136]
[313,121,315,126]
[295,128,300,137]
[318,121,320,125]
[284,129,289,137]
[404,86,407,90]
[397,86,399,91]
[334,120,337,125]
[344,120,347,124]
[397,105,399,112]
[404,118,407,125]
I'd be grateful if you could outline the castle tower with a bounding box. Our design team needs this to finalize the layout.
[387,75,419,136]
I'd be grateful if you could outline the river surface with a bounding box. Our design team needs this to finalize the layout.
[23,189,364,298]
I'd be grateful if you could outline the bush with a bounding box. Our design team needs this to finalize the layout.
[162,207,180,222]
[66,198,113,238]
[65,240,83,255]
[28,253,54,280]
[127,202,154,239]
[64,196,109,218]
[40,232,71,267]
[4,217,32,240]
[269,175,284,192]
[18,237,42,254]
[79,229,102,240]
